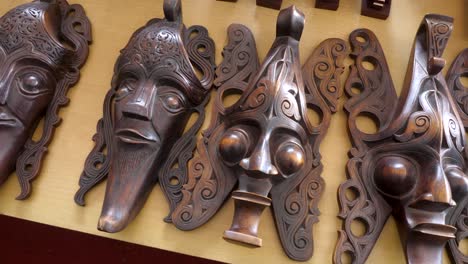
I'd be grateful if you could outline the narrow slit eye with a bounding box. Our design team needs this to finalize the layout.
[373,156,417,197]
[218,128,250,165]
[275,142,305,176]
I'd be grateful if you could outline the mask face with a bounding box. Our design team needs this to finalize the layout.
[446,49,468,263]
[171,6,349,261]
[75,0,215,233]
[334,15,468,264]
[0,0,91,198]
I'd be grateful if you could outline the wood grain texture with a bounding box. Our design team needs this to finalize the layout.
[0,0,467,264]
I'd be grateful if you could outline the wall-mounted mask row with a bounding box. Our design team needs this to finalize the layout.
[74,0,348,261]
[1,0,467,263]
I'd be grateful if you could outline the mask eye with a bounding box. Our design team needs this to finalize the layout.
[373,156,417,198]
[218,127,251,165]
[161,92,185,113]
[115,78,136,101]
[275,142,305,176]
[18,72,49,96]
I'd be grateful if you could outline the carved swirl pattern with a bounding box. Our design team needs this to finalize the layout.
[302,38,349,164]
[343,29,398,158]
[159,96,209,222]
[0,4,67,63]
[171,24,259,229]
[447,198,468,264]
[426,16,452,59]
[74,89,114,205]
[446,49,468,264]
[447,49,468,126]
[185,25,216,90]
[14,0,92,199]
[271,160,324,261]
[334,158,391,264]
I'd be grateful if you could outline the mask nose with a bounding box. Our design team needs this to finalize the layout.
[239,138,278,176]
[409,166,456,212]
[121,81,155,121]
[0,84,7,105]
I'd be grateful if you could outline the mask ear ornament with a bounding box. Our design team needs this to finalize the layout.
[171,5,349,261]
[334,14,468,264]
[74,0,216,233]
[0,0,92,199]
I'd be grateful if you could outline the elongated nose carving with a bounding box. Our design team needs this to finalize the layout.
[122,82,156,121]
[75,0,216,233]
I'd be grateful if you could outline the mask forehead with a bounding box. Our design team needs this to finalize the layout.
[116,20,205,104]
[0,1,71,66]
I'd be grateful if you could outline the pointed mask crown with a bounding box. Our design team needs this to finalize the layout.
[392,14,465,155]
[231,6,313,134]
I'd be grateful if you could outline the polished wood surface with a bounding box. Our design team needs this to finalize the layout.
[0,0,467,263]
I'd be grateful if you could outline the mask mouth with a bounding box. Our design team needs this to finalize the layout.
[0,107,19,127]
[115,128,159,144]
[412,222,456,238]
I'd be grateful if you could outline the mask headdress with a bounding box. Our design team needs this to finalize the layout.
[0,0,92,199]
[172,5,349,261]
[74,0,215,226]
[335,15,468,264]
[446,48,468,264]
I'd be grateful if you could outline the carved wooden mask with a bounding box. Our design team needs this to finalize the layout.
[0,0,91,199]
[171,6,349,261]
[74,0,215,233]
[334,15,468,264]
[446,49,468,264]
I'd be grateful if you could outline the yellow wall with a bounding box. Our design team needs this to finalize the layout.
[0,0,467,263]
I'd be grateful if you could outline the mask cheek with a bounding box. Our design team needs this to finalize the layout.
[445,166,468,203]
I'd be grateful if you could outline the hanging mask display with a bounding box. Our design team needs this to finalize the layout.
[334,14,468,264]
[171,5,349,261]
[74,0,215,233]
[0,0,91,199]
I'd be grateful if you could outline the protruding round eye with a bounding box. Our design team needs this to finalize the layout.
[18,73,46,95]
[275,143,305,176]
[373,156,417,197]
[218,128,249,165]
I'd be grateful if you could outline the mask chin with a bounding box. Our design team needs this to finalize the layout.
[97,138,160,233]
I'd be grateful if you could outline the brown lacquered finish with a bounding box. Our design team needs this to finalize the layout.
[446,49,468,264]
[334,15,468,264]
[315,0,339,11]
[74,0,215,233]
[361,0,391,20]
[0,0,91,199]
[172,5,349,261]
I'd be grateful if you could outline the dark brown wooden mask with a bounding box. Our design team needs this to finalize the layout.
[446,49,468,264]
[0,0,91,199]
[171,5,349,261]
[74,0,215,233]
[334,15,468,264]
